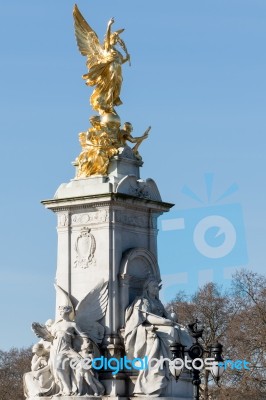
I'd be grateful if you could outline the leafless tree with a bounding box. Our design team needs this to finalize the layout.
[168,282,233,399]
[220,270,266,399]
[167,270,266,399]
[0,347,32,400]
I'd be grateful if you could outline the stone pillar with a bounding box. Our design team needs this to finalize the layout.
[42,176,172,333]
[41,149,174,395]
[39,148,194,399]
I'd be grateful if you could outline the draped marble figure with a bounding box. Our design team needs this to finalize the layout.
[124,277,193,396]
[23,343,55,398]
[30,282,108,396]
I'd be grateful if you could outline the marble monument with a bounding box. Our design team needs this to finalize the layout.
[24,4,194,400]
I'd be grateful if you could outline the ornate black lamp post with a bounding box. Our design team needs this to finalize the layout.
[209,341,224,384]
[169,341,186,381]
[170,319,224,400]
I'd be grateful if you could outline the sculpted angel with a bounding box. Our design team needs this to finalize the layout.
[31,281,108,396]
[73,4,130,114]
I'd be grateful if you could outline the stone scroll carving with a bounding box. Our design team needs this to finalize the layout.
[129,184,151,199]
[72,209,108,225]
[74,227,96,269]
[116,175,162,201]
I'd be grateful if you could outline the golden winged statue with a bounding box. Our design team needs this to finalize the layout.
[73,4,130,115]
[72,5,150,178]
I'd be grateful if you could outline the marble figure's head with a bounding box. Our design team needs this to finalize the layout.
[32,343,45,356]
[144,276,160,299]
[58,305,72,317]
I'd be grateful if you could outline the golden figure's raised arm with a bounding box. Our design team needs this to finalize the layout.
[104,17,115,52]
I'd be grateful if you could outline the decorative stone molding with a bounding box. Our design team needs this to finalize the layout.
[118,145,136,160]
[129,184,151,199]
[57,213,69,227]
[74,227,96,269]
[115,210,148,229]
[72,209,109,225]
[120,247,161,283]
[116,175,162,201]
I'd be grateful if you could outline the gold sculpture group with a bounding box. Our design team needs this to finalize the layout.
[73,5,150,178]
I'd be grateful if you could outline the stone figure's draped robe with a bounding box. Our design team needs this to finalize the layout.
[23,355,55,397]
[124,296,193,396]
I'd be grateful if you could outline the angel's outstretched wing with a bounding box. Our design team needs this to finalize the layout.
[75,281,109,343]
[73,4,106,69]
[32,322,54,342]
[54,283,75,321]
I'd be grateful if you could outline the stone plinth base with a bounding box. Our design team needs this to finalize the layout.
[27,397,191,400]
[25,375,193,399]
[26,397,127,400]
[132,398,193,400]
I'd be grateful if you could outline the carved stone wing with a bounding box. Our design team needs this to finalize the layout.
[75,281,109,343]
[54,283,75,321]
[31,322,54,342]
[73,4,105,69]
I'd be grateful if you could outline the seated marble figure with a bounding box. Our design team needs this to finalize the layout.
[23,343,55,397]
[124,276,193,396]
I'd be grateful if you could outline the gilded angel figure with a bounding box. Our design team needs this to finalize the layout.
[73,4,130,114]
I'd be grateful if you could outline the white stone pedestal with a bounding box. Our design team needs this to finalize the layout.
[42,171,173,342]
[38,149,193,399]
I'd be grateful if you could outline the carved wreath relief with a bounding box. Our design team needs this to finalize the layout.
[74,227,96,269]
[72,209,108,225]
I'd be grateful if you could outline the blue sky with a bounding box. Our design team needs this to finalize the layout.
[0,1,265,349]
